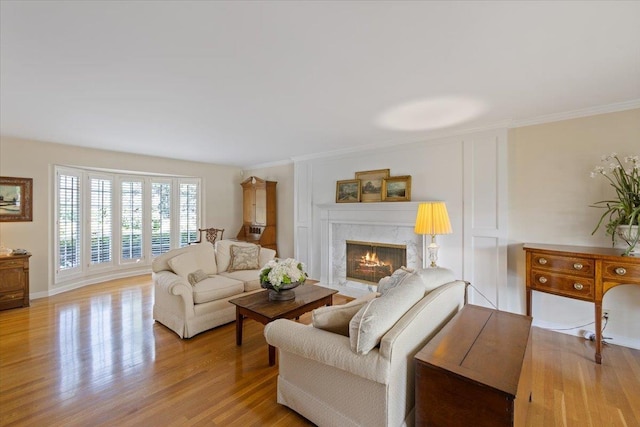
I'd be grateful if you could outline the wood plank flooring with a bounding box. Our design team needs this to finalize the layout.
[0,275,638,426]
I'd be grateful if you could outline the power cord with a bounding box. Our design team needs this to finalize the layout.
[466,283,498,309]
[466,283,613,343]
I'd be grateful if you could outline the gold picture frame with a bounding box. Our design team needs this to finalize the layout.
[336,179,361,203]
[0,176,33,222]
[382,175,412,202]
[355,169,390,203]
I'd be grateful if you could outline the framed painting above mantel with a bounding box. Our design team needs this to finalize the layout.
[355,169,390,203]
[0,177,33,222]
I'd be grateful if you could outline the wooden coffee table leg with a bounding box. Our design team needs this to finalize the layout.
[236,311,243,346]
[269,344,276,366]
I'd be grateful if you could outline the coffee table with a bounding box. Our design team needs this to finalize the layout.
[229,283,338,366]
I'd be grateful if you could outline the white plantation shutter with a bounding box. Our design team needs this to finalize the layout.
[90,177,113,265]
[121,180,143,261]
[57,171,81,272]
[54,166,201,284]
[151,181,171,256]
[179,182,199,247]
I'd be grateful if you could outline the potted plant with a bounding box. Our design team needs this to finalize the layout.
[590,153,640,255]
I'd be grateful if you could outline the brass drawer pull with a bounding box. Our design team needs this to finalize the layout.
[573,263,583,270]
[573,283,584,291]
[538,258,547,265]
[538,276,547,284]
[615,267,627,276]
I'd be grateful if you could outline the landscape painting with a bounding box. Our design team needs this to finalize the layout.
[0,177,33,222]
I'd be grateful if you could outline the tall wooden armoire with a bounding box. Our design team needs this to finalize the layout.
[236,176,277,253]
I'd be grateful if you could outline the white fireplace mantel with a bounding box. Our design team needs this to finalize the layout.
[317,202,424,296]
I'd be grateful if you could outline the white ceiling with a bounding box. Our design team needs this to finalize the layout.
[1,1,639,167]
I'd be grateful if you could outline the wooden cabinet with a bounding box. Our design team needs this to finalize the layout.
[415,305,532,427]
[0,253,31,310]
[236,176,277,253]
[524,243,640,364]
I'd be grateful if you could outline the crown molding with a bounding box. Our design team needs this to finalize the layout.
[510,99,640,128]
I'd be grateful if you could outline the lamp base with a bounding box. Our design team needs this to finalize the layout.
[427,241,440,268]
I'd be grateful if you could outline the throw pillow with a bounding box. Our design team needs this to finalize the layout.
[377,266,415,295]
[312,292,378,336]
[187,269,208,286]
[216,240,265,272]
[228,244,260,272]
[168,252,200,280]
[349,272,425,355]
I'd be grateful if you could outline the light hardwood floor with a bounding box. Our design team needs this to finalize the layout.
[1,275,638,426]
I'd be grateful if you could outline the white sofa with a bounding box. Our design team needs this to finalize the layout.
[264,268,466,427]
[152,240,276,338]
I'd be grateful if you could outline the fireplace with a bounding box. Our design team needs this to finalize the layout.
[346,240,407,285]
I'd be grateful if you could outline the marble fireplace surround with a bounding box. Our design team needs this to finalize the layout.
[317,202,423,297]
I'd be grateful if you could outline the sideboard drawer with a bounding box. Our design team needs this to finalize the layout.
[530,270,594,300]
[0,290,24,304]
[0,258,25,269]
[602,261,640,285]
[530,253,594,277]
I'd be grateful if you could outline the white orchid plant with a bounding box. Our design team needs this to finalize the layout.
[260,258,308,291]
[590,152,640,254]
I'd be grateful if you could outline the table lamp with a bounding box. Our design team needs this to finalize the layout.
[414,201,452,268]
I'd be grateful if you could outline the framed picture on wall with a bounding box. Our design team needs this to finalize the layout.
[336,179,361,203]
[0,176,33,222]
[355,169,390,203]
[382,175,411,202]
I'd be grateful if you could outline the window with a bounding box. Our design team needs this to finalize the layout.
[180,182,199,247]
[151,181,171,256]
[90,177,112,265]
[57,171,81,273]
[121,180,144,262]
[54,166,201,285]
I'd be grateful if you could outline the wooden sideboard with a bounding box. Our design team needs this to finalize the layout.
[524,243,640,364]
[415,305,532,427]
[0,253,31,310]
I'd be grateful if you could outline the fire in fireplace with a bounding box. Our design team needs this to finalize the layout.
[346,240,407,285]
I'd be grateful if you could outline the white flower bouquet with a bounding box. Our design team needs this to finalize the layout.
[259,258,308,291]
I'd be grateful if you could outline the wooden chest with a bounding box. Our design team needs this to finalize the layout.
[415,305,532,427]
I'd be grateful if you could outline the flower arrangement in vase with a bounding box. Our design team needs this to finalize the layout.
[590,153,640,255]
[260,258,308,301]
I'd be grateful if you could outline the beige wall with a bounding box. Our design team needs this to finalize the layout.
[0,136,243,295]
[242,162,295,258]
[508,108,640,347]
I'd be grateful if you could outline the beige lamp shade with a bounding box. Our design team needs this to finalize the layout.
[414,202,452,236]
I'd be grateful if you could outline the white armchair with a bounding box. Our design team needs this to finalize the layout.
[264,269,466,427]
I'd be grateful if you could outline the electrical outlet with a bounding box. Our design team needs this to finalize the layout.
[603,309,610,320]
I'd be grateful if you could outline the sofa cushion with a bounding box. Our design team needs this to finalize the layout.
[187,269,208,285]
[219,270,262,292]
[228,244,261,272]
[415,267,456,293]
[168,252,201,280]
[163,244,217,277]
[192,276,244,304]
[312,292,378,336]
[191,243,218,275]
[349,272,425,355]
[377,267,414,295]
